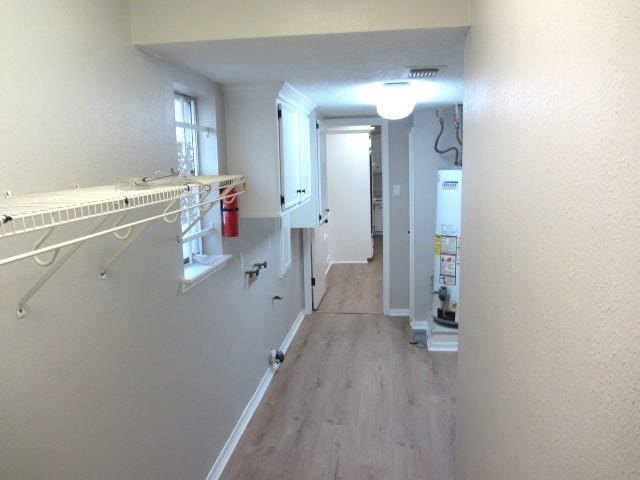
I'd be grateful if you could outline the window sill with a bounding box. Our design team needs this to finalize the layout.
[181,254,232,294]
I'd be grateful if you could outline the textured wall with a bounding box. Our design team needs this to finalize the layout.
[129,0,469,44]
[456,1,640,479]
[388,117,413,310]
[0,1,304,479]
[410,107,458,326]
[326,132,372,263]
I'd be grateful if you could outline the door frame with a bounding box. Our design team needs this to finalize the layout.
[408,126,416,326]
[319,117,391,315]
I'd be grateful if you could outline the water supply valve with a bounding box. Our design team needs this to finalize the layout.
[269,349,285,367]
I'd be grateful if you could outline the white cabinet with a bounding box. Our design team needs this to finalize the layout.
[289,113,330,228]
[278,102,302,211]
[224,82,317,219]
[278,102,312,210]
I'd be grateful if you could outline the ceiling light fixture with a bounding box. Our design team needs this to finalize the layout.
[375,82,416,120]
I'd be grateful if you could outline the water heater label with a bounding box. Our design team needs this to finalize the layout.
[434,236,442,255]
[442,181,459,190]
[441,224,458,236]
[439,235,458,285]
[441,236,457,255]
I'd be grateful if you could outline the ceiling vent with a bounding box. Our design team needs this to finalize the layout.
[408,67,439,79]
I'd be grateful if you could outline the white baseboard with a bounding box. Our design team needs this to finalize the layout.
[426,336,458,352]
[324,262,332,277]
[410,319,428,330]
[280,309,306,353]
[329,260,369,264]
[388,308,410,317]
[205,309,306,480]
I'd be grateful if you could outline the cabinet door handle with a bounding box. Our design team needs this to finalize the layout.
[296,189,301,193]
[301,189,306,193]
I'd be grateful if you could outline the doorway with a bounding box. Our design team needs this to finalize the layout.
[311,122,386,314]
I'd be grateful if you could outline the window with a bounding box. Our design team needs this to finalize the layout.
[173,90,230,291]
[174,93,202,265]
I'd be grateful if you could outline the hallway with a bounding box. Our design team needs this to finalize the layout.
[222,244,457,480]
[317,238,383,314]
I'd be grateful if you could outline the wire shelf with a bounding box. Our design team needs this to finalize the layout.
[0,174,246,239]
[0,174,247,318]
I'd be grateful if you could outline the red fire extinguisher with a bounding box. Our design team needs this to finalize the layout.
[221,188,239,237]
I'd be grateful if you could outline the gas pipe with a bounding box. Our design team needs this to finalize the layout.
[221,188,239,237]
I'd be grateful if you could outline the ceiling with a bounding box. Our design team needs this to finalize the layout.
[143,27,466,116]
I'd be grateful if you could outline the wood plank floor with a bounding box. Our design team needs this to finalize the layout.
[317,239,382,314]
[222,245,457,480]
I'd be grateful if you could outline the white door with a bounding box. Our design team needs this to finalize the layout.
[298,112,312,203]
[312,221,329,309]
[312,126,329,308]
[278,102,300,211]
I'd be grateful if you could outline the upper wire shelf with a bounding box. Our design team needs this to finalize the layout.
[0,174,245,239]
[0,173,247,318]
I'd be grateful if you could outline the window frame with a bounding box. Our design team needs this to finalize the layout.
[174,92,203,265]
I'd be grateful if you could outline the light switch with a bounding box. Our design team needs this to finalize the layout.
[392,184,401,196]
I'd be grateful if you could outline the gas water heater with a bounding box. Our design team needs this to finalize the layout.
[432,169,462,329]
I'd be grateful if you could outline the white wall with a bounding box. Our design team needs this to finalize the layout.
[129,0,470,44]
[456,1,640,479]
[326,132,372,263]
[410,107,459,326]
[388,117,413,310]
[0,2,304,479]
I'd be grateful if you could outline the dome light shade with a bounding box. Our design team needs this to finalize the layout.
[375,82,416,120]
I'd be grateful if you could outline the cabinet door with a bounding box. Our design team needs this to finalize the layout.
[278,102,300,211]
[298,112,312,203]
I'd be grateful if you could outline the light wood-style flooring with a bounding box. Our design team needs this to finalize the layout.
[317,240,382,314]
[222,243,456,480]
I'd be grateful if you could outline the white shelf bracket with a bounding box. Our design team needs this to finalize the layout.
[180,190,213,237]
[179,185,234,239]
[178,224,214,245]
[112,213,133,240]
[0,174,247,318]
[33,228,60,267]
[163,200,181,224]
[100,199,178,278]
[17,216,110,319]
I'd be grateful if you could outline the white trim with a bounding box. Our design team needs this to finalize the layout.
[410,319,429,330]
[302,229,313,315]
[206,309,306,480]
[408,127,416,324]
[279,214,292,278]
[426,337,458,352]
[280,309,306,353]
[279,82,316,114]
[181,255,232,294]
[322,117,381,128]
[388,308,410,317]
[324,261,332,277]
[327,260,368,265]
[323,128,374,134]
[381,120,391,316]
